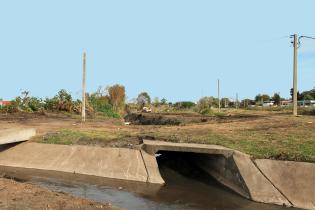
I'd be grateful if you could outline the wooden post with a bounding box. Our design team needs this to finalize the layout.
[82,51,86,122]
[292,34,298,116]
[218,79,221,112]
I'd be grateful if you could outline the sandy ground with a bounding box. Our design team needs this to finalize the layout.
[0,178,121,210]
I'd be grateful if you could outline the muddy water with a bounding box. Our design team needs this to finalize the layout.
[20,161,296,210]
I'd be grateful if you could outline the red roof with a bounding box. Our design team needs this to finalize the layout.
[1,101,11,105]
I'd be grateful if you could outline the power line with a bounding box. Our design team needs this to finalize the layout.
[300,36,315,40]
[291,35,315,48]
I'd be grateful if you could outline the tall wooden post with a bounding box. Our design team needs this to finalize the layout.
[218,79,221,112]
[82,51,86,122]
[292,34,298,116]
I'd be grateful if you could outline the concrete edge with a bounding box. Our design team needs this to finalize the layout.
[143,140,234,158]
[0,128,36,145]
[232,151,291,207]
[140,150,165,184]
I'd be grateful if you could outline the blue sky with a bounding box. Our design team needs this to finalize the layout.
[0,0,314,102]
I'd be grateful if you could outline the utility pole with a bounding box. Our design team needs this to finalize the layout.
[236,93,238,109]
[292,34,298,116]
[82,50,86,122]
[218,79,221,112]
[290,34,315,116]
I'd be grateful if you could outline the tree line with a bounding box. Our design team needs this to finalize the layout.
[1,86,314,117]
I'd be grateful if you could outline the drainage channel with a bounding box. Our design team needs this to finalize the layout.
[6,151,298,210]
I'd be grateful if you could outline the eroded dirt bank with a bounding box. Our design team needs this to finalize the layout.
[0,177,121,210]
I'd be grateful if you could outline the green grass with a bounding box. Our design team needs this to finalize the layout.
[139,115,315,162]
[33,111,315,162]
[36,129,129,145]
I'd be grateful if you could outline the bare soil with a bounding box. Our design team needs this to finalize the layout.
[0,177,121,210]
[124,112,264,125]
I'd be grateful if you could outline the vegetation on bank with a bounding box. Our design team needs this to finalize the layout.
[1,85,315,162]
[38,129,129,145]
[30,109,315,162]
[139,114,315,162]
[1,86,315,118]
[0,85,126,118]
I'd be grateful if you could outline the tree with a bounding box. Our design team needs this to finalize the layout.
[153,97,160,107]
[255,94,270,104]
[197,97,215,110]
[301,87,315,100]
[272,93,281,106]
[220,98,230,108]
[196,96,216,115]
[57,89,72,102]
[241,99,254,108]
[137,92,151,108]
[174,101,195,109]
[302,94,314,100]
[107,84,126,111]
[290,88,303,101]
[160,98,167,105]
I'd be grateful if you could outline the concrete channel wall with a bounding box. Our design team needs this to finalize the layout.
[0,142,164,184]
[0,128,36,145]
[0,135,314,210]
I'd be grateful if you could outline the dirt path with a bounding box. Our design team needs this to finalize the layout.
[0,178,121,210]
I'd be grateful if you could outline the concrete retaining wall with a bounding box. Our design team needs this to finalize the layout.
[0,128,36,145]
[0,142,164,184]
[1,139,314,209]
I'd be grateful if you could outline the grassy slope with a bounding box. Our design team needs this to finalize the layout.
[33,111,315,162]
[141,114,315,162]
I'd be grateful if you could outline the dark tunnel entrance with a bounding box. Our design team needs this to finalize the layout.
[155,151,233,191]
[152,151,290,210]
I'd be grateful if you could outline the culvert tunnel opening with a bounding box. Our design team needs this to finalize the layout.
[155,150,240,196]
[150,150,290,210]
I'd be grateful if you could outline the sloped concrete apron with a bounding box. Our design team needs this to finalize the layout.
[0,128,36,145]
[255,159,315,210]
[232,152,291,206]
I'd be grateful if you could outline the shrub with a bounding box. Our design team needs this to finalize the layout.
[1,101,19,113]
[44,89,80,113]
[107,84,126,112]
[173,101,196,109]
[199,108,214,115]
[89,93,120,118]
[196,96,218,114]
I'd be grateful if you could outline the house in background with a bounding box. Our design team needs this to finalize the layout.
[0,99,11,107]
[262,101,274,107]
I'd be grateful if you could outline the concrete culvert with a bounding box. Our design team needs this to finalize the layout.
[152,150,297,210]
[155,151,250,199]
[142,140,291,207]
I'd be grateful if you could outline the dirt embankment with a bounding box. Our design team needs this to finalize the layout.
[124,112,265,125]
[0,177,121,210]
